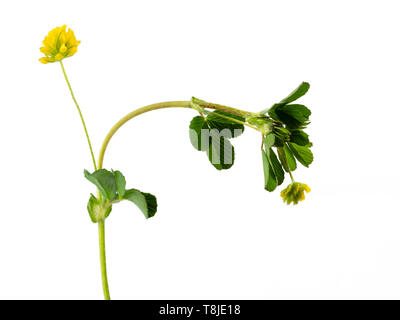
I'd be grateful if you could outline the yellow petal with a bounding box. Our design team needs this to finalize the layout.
[40,46,51,55]
[39,57,53,64]
[66,46,78,57]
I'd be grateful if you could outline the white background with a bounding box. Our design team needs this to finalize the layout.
[0,0,399,300]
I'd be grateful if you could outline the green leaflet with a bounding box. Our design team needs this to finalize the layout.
[188,110,244,170]
[84,169,118,202]
[288,142,314,167]
[278,144,297,172]
[262,134,285,191]
[123,189,158,219]
[289,129,310,146]
[262,82,310,116]
[84,169,158,222]
[280,82,310,104]
[266,103,284,120]
[268,148,284,186]
[113,170,126,199]
[262,149,277,192]
[189,116,207,151]
[207,110,245,138]
[275,104,311,129]
[207,129,235,170]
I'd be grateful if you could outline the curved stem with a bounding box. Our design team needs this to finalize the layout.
[95,99,254,300]
[98,101,191,169]
[98,220,110,300]
[60,61,97,170]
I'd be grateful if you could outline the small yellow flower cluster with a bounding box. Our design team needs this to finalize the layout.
[280,182,310,205]
[39,25,80,64]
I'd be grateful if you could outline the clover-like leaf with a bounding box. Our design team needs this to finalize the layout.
[188,110,244,170]
[85,169,158,222]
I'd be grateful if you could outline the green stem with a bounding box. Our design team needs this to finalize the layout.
[95,100,257,300]
[97,100,261,169]
[98,101,191,169]
[98,220,110,300]
[60,61,97,170]
[59,61,110,299]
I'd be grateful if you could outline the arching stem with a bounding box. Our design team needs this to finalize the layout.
[95,100,256,300]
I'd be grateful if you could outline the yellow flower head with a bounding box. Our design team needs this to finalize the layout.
[39,25,80,64]
[280,182,310,205]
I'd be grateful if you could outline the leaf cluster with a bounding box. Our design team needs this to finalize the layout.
[261,82,314,191]
[189,109,245,170]
[84,169,157,222]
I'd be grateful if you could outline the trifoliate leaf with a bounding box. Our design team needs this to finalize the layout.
[288,142,313,167]
[189,110,244,170]
[280,82,310,104]
[278,145,297,172]
[123,189,158,219]
[84,169,118,202]
[289,130,310,146]
[85,169,158,221]
[262,149,277,192]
